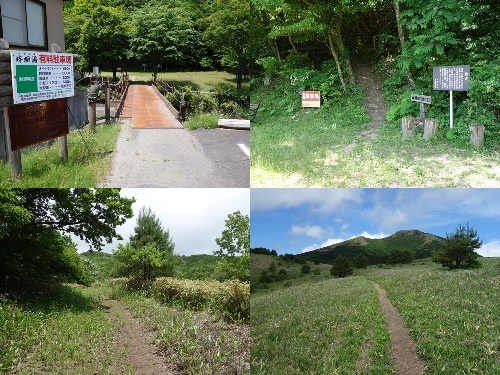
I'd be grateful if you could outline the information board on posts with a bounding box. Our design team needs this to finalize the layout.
[11,50,74,104]
[433,65,470,91]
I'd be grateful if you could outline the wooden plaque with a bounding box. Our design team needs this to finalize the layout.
[8,99,68,151]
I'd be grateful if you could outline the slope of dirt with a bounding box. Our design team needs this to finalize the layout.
[103,298,179,375]
[372,282,426,375]
[352,61,388,131]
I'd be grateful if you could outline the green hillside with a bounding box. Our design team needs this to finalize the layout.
[297,230,445,265]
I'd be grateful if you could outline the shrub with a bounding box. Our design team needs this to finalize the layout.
[301,264,311,274]
[312,267,321,275]
[219,101,247,119]
[184,114,219,130]
[278,268,287,281]
[354,253,369,269]
[150,277,249,323]
[330,256,353,278]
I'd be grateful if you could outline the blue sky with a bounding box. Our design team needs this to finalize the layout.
[251,189,500,257]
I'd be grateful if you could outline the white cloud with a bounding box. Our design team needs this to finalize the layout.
[477,240,500,257]
[290,225,329,239]
[300,231,389,253]
[75,188,249,256]
[251,188,363,214]
[301,238,345,253]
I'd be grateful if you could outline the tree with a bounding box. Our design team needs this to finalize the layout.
[385,248,414,265]
[129,206,175,253]
[114,242,173,281]
[432,223,482,269]
[76,5,131,79]
[114,206,175,280]
[354,253,369,269]
[214,211,250,282]
[129,1,196,81]
[330,255,353,278]
[203,0,250,90]
[0,189,134,288]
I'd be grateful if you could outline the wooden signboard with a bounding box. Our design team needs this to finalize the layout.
[302,91,320,107]
[8,99,68,151]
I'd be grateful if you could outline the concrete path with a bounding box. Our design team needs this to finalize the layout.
[99,118,249,187]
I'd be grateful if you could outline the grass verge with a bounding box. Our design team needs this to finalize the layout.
[0,122,121,187]
[251,277,392,375]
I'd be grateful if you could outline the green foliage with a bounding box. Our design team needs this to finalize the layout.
[214,211,250,282]
[73,5,130,77]
[353,253,369,269]
[251,277,392,374]
[0,189,134,288]
[432,223,482,269]
[301,264,311,274]
[129,1,196,79]
[114,243,174,281]
[130,206,175,254]
[330,255,353,278]
[385,248,415,265]
[175,254,219,280]
[79,251,119,280]
[203,0,250,89]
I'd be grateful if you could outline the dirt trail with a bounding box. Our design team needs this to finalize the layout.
[352,61,388,132]
[103,298,178,375]
[372,282,426,375]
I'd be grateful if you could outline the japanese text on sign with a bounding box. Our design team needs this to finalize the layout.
[302,91,321,107]
[11,50,74,104]
[433,65,470,91]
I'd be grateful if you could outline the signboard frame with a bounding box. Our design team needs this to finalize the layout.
[7,99,69,151]
[302,91,321,108]
[11,50,74,104]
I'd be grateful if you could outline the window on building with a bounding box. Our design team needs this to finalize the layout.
[0,0,47,49]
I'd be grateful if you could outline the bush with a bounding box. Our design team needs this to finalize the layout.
[278,268,287,281]
[301,264,311,274]
[184,114,219,129]
[150,277,249,323]
[312,267,321,275]
[330,256,353,278]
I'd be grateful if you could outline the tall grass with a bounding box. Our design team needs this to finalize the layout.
[0,122,121,187]
[0,284,119,374]
[362,259,500,374]
[251,277,392,375]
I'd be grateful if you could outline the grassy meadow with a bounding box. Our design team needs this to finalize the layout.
[251,255,500,374]
[102,71,250,92]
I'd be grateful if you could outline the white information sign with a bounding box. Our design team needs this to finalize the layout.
[11,50,74,104]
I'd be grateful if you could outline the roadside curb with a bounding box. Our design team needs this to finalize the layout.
[218,119,250,130]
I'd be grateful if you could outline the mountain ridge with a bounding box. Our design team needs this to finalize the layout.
[296,229,445,264]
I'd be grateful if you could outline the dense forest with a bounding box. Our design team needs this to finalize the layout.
[63,0,249,88]
[250,0,500,143]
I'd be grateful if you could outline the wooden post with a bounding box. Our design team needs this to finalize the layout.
[52,44,69,160]
[89,102,96,132]
[423,118,438,140]
[469,124,484,147]
[105,79,110,122]
[4,108,22,180]
[402,116,415,139]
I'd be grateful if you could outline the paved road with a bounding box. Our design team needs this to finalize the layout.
[99,119,249,187]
